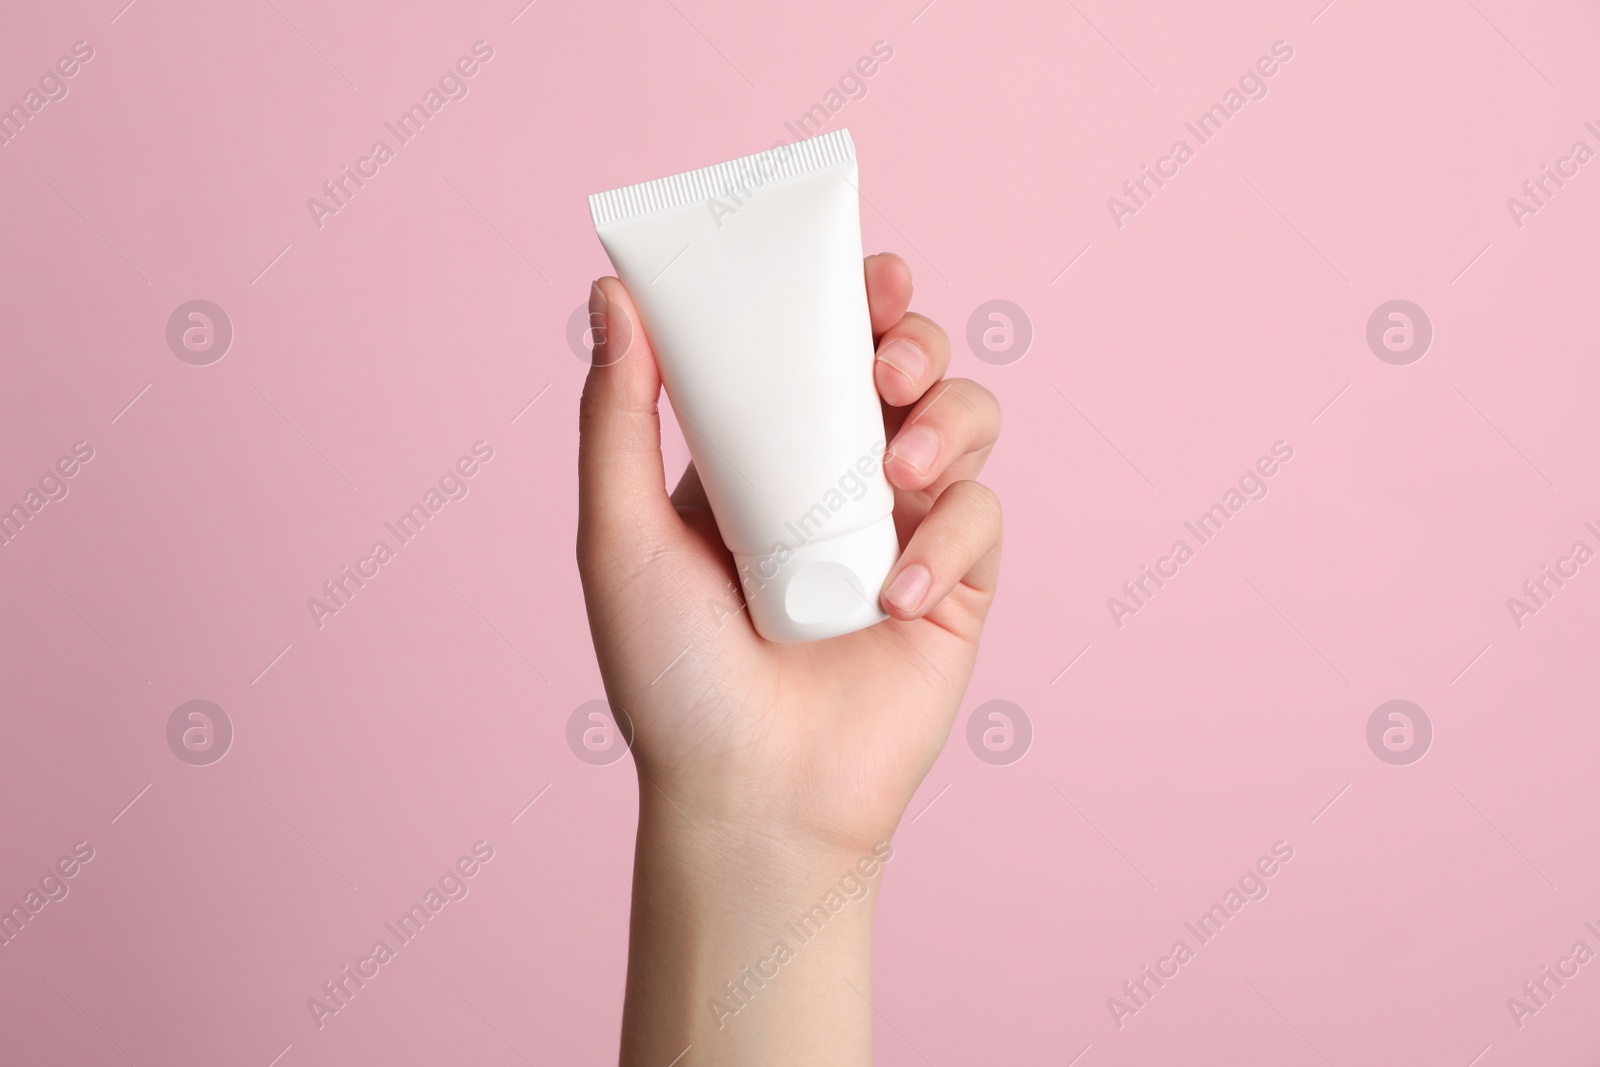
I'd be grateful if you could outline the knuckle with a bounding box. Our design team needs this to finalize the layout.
[950,479,1002,529]
[910,313,951,352]
[927,379,998,437]
[944,377,982,409]
[951,378,1000,421]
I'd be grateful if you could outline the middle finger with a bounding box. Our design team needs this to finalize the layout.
[883,377,1002,495]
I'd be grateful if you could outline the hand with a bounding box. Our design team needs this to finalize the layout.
[578,253,1002,1066]
[579,252,1002,850]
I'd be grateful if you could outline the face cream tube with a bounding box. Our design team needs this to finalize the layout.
[589,128,897,643]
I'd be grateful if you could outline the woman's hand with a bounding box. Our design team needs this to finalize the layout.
[578,253,1002,1066]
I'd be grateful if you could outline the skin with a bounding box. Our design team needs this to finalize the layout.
[577,253,1003,1066]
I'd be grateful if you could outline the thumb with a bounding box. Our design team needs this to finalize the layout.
[577,277,681,558]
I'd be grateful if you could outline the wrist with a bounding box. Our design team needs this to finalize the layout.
[634,775,893,925]
[620,779,893,1066]
[632,755,904,862]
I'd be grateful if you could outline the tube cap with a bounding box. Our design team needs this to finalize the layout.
[735,516,900,643]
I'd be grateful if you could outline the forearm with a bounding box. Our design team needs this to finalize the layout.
[618,780,890,1066]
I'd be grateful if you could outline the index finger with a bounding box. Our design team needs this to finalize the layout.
[864,252,912,337]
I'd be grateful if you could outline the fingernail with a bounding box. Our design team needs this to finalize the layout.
[877,338,927,387]
[884,563,931,614]
[888,424,940,476]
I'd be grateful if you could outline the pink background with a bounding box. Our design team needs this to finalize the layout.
[3,0,1599,1062]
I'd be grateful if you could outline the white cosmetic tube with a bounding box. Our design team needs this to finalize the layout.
[589,129,898,643]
